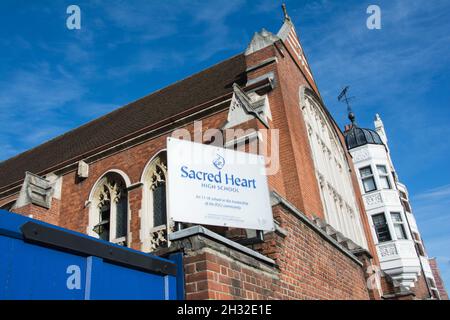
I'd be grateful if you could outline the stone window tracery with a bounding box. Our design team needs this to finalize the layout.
[301,91,368,249]
[149,159,168,229]
[89,172,129,246]
[141,151,173,252]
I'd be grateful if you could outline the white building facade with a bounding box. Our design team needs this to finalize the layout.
[344,114,440,298]
[301,92,368,250]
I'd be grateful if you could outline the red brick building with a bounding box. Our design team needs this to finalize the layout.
[429,258,449,300]
[0,7,435,300]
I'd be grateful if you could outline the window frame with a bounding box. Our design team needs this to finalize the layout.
[152,175,168,228]
[96,203,111,241]
[360,166,377,193]
[372,212,392,243]
[390,212,408,240]
[376,164,392,190]
[90,174,129,246]
[412,232,426,257]
[141,151,171,252]
[115,193,129,240]
[147,154,168,230]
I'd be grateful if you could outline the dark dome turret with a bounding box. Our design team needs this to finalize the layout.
[344,125,384,150]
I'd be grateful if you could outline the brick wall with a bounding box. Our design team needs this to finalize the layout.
[0,37,382,300]
[180,200,371,300]
[184,250,278,300]
[411,274,432,300]
[246,44,325,219]
[56,110,230,251]
[1,40,371,257]
[245,42,379,265]
[380,274,396,297]
[11,198,60,226]
[264,204,370,299]
[429,258,449,300]
[380,273,433,300]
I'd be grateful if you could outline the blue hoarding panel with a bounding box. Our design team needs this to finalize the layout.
[0,234,86,299]
[169,252,185,300]
[0,210,181,300]
[87,256,167,300]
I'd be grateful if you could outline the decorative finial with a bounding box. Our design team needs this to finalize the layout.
[338,86,357,125]
[282,3,291,21]
[348,111,356,124]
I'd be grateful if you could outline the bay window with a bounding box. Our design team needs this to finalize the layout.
[360,166,377,193]
[377,165,391,189]
[372,213,391,242]
[391,212,407,240]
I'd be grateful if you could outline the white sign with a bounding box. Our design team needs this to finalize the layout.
[167,138,274,231]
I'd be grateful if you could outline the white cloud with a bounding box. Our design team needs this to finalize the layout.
[409,184,450,287]
[0,65,85,113]
[0,62,109,160]
[0,141,23,163]
[100,0,245,62]
[415,185,450,201]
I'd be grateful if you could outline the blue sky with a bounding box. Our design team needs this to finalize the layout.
[0,1,449,291]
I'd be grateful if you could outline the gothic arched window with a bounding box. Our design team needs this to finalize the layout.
[150,157,167,228]
[141,151,171,252]
[89,172,129,246]
[301,89,368,249]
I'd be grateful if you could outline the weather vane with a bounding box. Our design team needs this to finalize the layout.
[338,86,356,124]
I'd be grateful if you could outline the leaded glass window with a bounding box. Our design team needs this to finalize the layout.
[153,183,167,227]
[391,212,407,240]
[377,165,391,189]
[143,152,170,252]
[372,213,391,243]
[147,152,168,230]
[91,173,128,246]
[116,195,128,239]
[98,204,110,241]
[360,166,377,193]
